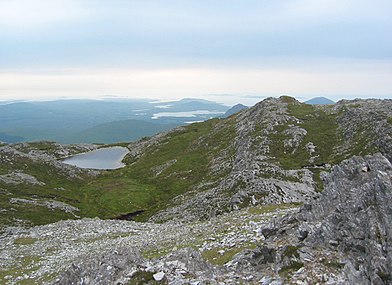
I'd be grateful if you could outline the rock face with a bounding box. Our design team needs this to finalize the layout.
[301,153,392,284]
[54,248,145,285]
[242,153,392,284]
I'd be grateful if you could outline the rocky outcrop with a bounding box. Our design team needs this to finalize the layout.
[0,145,99,180]
[300,153,392,284]
[0,171,45,186]
[54,247,145,285]
[333,99,392,162]
[148,97,392,223]
[11,142,98,159]
[9,198,80,216]
[149,97,317,222]
[55,247,218,285]
[242,153,392,284]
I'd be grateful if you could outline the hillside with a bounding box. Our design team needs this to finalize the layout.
[62,119,178,144]
[0,96,391,284]
[1,96,391,227]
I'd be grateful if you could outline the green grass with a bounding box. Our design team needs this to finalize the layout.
[338,127,378,160]
[282,245,299,258]
[265,100,388,193]
[202,245,254,265]
[269,103,339,169]
[13,237,37,245]
[114,118,236,221]
[312,170,324,192]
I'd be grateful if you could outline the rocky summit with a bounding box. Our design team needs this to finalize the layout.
[0,96,391,284]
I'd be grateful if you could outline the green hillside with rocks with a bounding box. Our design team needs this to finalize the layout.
[1,96,391,228]
[1,96,392,284]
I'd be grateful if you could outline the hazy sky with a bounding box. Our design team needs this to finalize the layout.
[0,0,391,105]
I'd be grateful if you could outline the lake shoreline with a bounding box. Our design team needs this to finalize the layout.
[62,146,129,170]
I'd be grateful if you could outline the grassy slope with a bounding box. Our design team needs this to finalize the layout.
[269,102,339,169]
[271,100,385,169]
[267,98,387,190]
[114,117,236,221]
[0,118,236,227]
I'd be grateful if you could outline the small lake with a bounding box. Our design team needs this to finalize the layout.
[62,146,129,170]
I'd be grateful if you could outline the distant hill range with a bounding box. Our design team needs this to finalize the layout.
[304,97,335,105]
[0,97,340,144]
[0,98,228,144]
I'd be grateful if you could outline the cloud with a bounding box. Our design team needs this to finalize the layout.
[1,0,391,70]
[0,0,391,104]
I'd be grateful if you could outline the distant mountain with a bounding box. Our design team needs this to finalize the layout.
[222,104,248,118]
[305,97,335,105]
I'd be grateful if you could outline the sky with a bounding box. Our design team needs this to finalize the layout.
[0,0,391,105]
